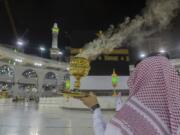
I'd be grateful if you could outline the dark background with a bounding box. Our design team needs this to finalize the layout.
[0,0,180,62]
[0,0,145,54]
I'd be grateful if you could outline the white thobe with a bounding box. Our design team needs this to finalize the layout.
[93,95,123,135]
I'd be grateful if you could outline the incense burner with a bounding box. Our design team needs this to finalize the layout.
[69,57,90,89]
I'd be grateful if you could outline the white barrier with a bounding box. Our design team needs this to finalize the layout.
[39,96,128,110]
[0,98,12,105]
[39,97,63,107]
[70,76,129,90]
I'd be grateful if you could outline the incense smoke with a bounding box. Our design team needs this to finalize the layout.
[76,0,180,60]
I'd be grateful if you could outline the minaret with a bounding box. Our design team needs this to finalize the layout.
[50,23,60,60]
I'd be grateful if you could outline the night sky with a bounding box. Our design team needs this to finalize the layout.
[0,0,145,54]
[0,0,180,60]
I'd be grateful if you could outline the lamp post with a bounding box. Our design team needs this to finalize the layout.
[159,48,166,53]
[39,46,46,57]
[65,79,70,91]
[16,39,25,52]
[140,52,146,58]
[112,69,118,96]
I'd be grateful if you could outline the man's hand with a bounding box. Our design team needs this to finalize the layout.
[80,92,98,108]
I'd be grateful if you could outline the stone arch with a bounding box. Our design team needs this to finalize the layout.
[0,65,15,92]
[43,72,58,94]
[22,69,38,78]
[18,69,38,97]
[0,65,14,77]
[44,72,56,79]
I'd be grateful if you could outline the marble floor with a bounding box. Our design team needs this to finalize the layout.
[0,101,114,135]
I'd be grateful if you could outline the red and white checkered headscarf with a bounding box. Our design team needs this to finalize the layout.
[110,56,180,135]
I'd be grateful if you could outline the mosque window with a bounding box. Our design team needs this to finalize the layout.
[43,72,57,92]
[22,69,38,78]
[0,65,14,77]
[45,72,56,79]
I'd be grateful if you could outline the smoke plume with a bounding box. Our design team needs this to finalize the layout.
[77,0,180,60]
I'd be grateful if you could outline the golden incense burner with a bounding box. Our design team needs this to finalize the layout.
[60,57,90,98]
[69,57,90,89]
